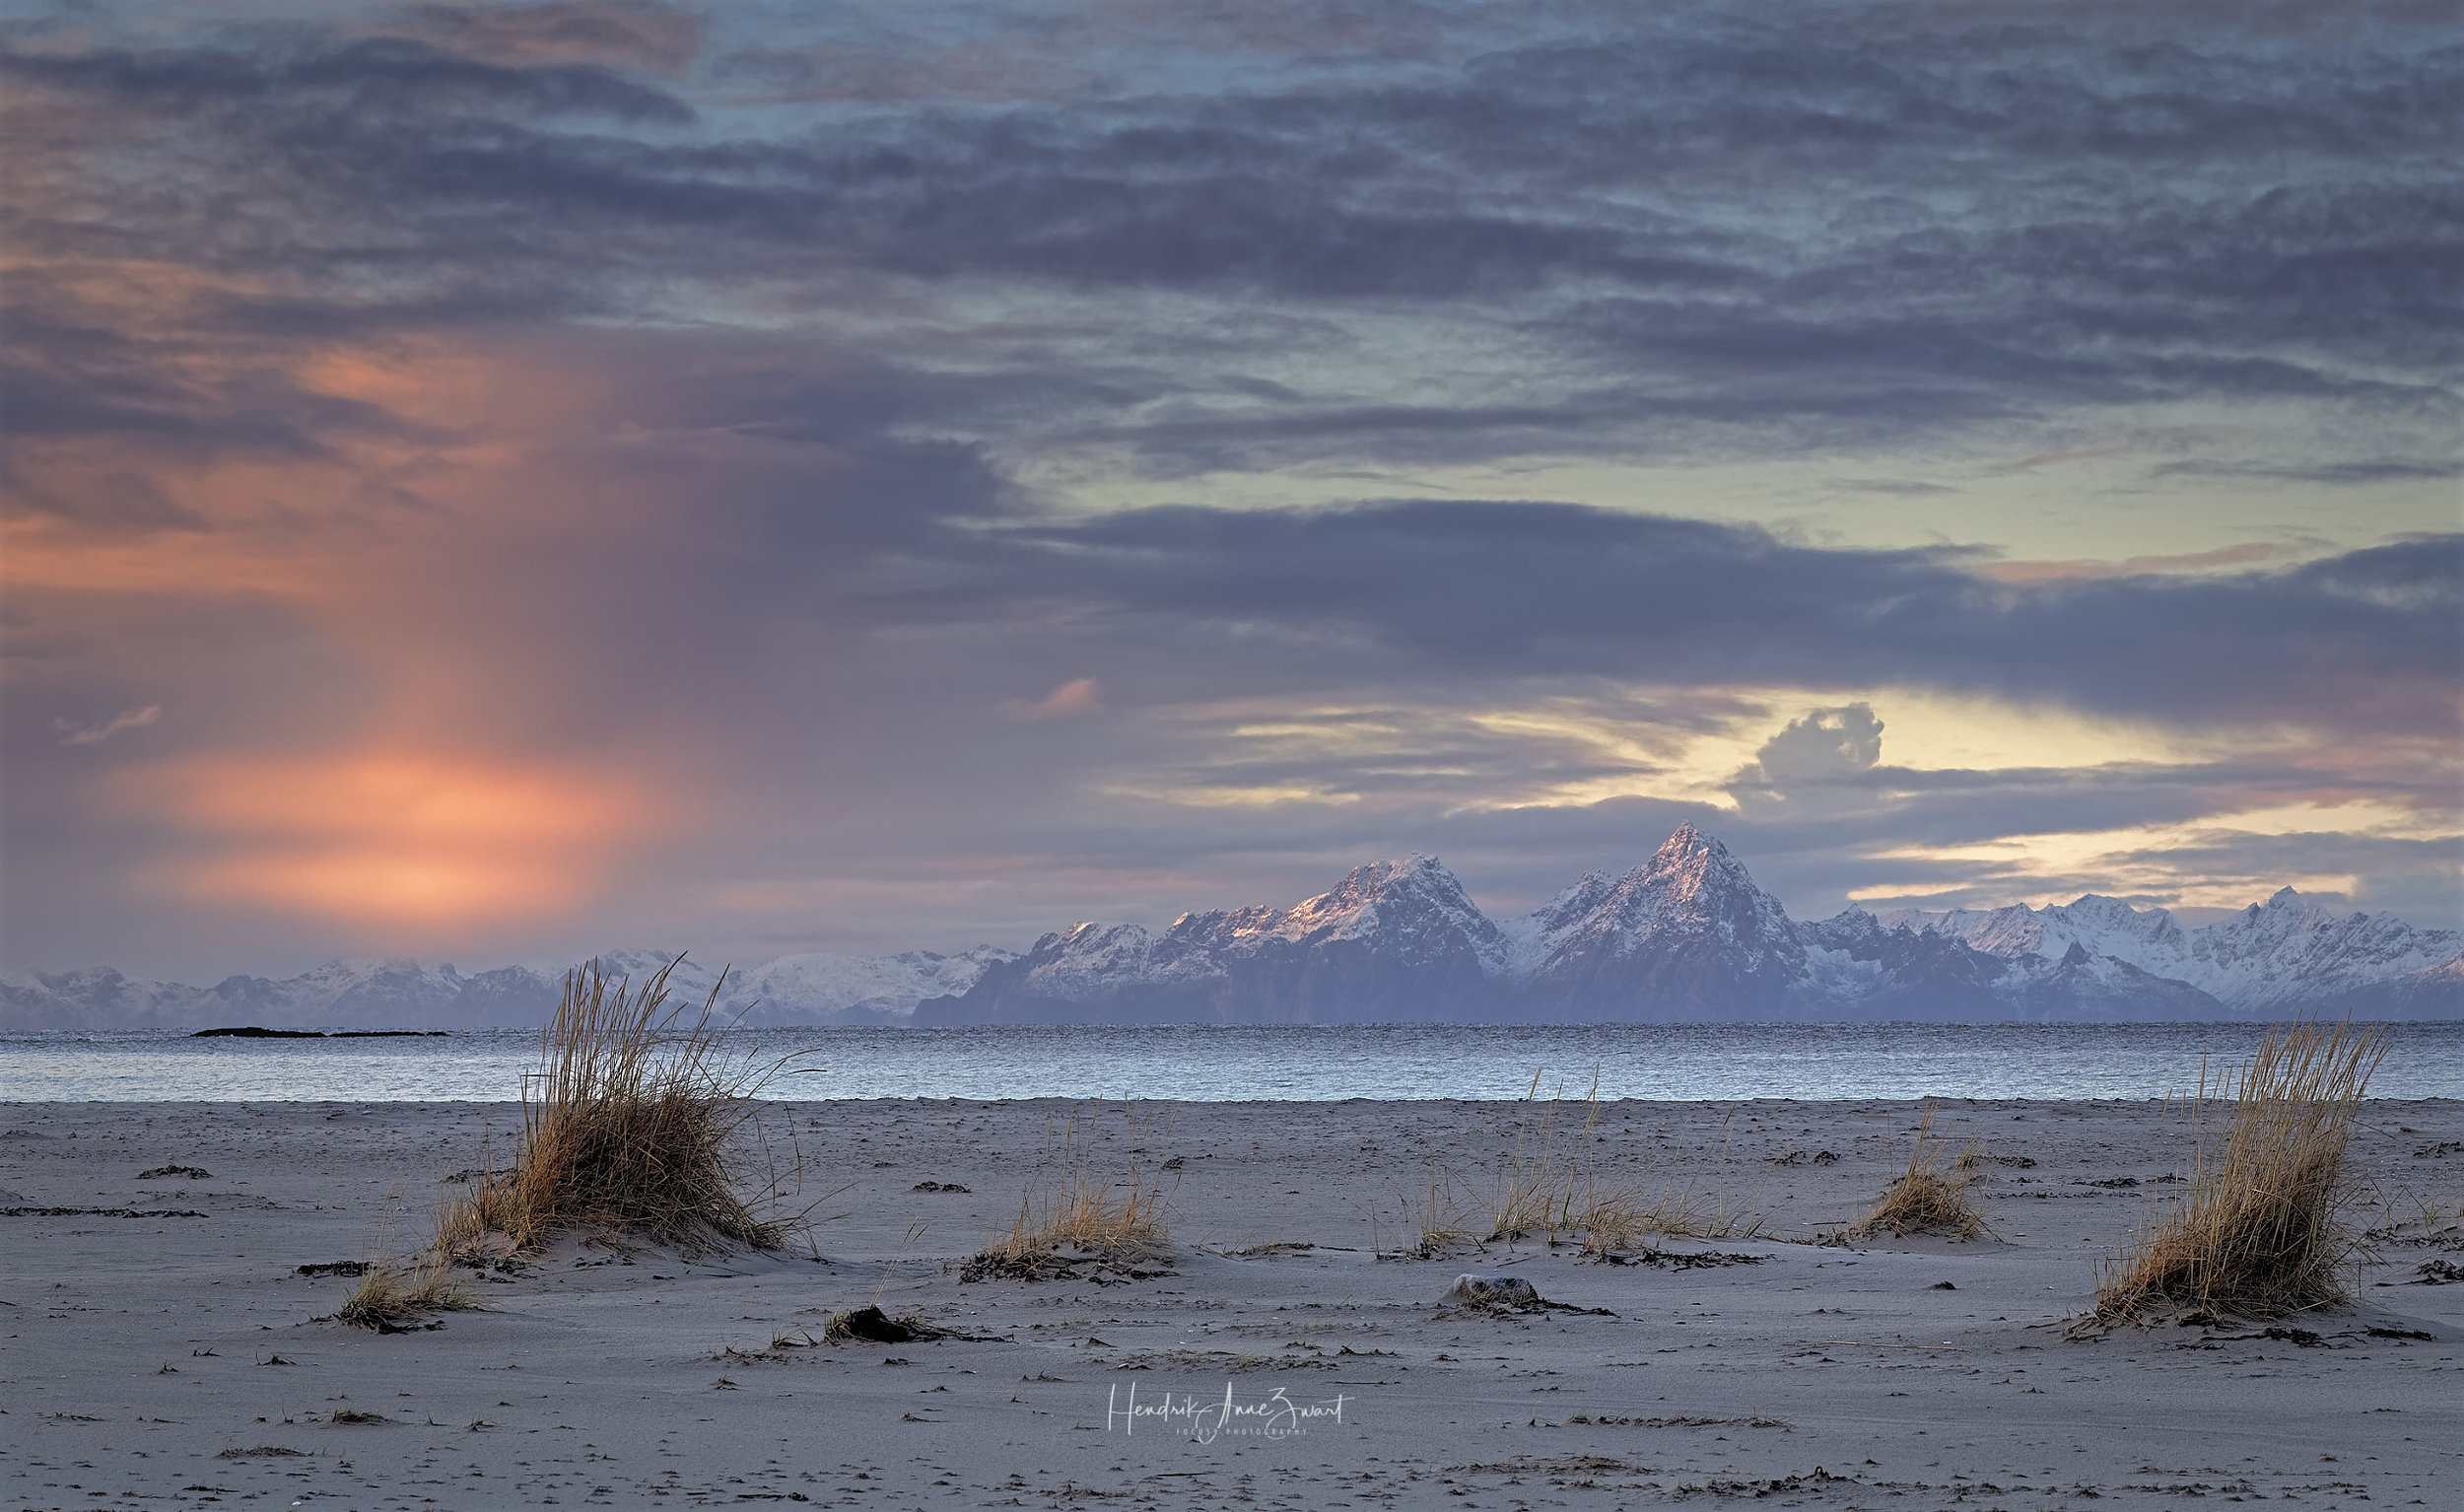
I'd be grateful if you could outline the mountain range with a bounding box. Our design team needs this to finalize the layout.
[914,827,2459,1024]
[0,947,1016,1033]
[7,826,2457,1028]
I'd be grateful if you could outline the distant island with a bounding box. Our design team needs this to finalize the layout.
[188,1027,448,1039]
[8,827,2457,1030]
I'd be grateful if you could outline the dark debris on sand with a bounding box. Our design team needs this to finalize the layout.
[1586,1246,1767,1270]
[958,1249,1174,1285]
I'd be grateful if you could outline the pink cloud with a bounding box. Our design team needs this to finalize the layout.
[1018,677,1102,719]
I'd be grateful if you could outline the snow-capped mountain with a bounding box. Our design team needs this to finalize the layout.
[920,828,2460,1024]
[12,829,2457,1028]
[920,856,1511,1024]
[1879,887,2461,1015]
[1512,826,1808,1017]
[1,946,1017,1031]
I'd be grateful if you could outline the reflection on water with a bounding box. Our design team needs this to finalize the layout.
[5,1021,2459,1103]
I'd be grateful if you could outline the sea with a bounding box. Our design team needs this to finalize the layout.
[4,1021,2459,1103]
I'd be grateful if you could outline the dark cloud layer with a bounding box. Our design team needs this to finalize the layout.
[917,504,2460,735]
[3,1,2457,973]
[6,1,2458,480]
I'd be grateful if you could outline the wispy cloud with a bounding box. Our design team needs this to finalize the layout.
[53,706,162,747]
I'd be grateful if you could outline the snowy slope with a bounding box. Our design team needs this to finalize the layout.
[1878,888,2461,1013]
[921,857,1510,1024]
[721,947,1019,1025]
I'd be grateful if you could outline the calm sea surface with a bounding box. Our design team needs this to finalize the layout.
[4,1022,2459,1103]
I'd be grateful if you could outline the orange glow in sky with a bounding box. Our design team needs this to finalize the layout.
[109,752,651,929]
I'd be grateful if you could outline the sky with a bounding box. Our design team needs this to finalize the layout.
[3,0,2459,979]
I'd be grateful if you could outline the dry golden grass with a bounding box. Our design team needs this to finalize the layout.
[1487,1072,1597,1241]
[968,1110,1168,1276]
[1576,1182,1771,1256]
[2088,1020,2387,1328]
[330,1196,476,1331]
[1383,1164,1475,1260]
[1370,1073,1771,1260]
[332,1260,472,1332]
[1474,1072,1768,1255]
[1841,1109,1990,1243]
[439,957,803,1257]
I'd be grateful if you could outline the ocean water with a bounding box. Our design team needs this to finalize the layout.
[4,1021,2459,1103]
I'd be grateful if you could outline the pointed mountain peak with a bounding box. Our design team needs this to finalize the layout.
[1642,825,1757,891]
[1655,822,1725,859]
[1348,853,1449,887]
[1553,826,1794,939]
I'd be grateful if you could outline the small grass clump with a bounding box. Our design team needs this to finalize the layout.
[1486,1071,1600,1242]
[964,1109,1168,1280]
[1577,1183,1770,1257]
[439,957,803,1258]
[1377,1071,1768,1259]
[333,1261,472,1333]
[1381,1164,1474,1260]
[1841,1109,1990,1243]
[1495,1072,1768,1254]
[2087,1020,2387,1329]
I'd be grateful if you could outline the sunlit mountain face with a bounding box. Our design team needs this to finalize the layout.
[4,2,2456,981]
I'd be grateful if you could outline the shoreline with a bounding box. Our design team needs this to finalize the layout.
[4,1097,2458,1507]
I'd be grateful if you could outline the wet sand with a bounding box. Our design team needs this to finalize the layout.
[3,1097,2458,1509]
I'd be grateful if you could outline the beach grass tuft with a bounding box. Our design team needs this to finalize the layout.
[2088,1020,2387,1328]
[1388,1164,1475,1259]
[1486,1069,1603,1242]
[1577,1182,1771,1256]
[967,1110,1168,1278]
[1467,1071,1769,1256]
[332,1259,472,1332]
[439,957,803,1257]
[1841,1108,1990,1243]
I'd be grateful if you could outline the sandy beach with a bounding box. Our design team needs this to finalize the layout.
[3,1096,2458,1509]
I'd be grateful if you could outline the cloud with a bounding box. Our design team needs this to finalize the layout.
[2,1,2456,972]
[2151,459,2464,485]
[1728,704,1885,812]
[1014,677,1103,720]
[1978,542,2303,584]
[396,2,703,72]
[3,1,2454,487]
[914,503,2459,737]
[53,705,162,746]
